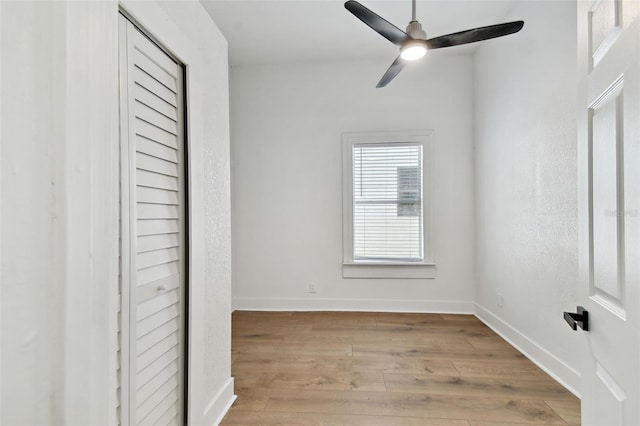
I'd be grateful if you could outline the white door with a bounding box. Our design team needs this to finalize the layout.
[577,1,640,424]
[119,14,187,426]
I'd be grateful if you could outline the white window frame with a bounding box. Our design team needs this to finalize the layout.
[342,131,436,279]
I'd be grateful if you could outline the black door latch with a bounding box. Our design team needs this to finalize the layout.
[564,306,589,331]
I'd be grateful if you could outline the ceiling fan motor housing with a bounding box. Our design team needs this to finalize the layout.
[405,21,426,40]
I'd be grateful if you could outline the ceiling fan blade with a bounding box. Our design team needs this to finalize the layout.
[345,0,409,46]
[376,55,407,88]
[426,21,524,50]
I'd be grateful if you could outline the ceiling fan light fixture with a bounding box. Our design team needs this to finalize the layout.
[344,0,524,87]
[400,40,427,60]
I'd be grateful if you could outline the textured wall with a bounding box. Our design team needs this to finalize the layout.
[230,56,476,311]
[474,0,581,390]
[1,3,60,423]
[2,1,121,423]
[1,1,233,423]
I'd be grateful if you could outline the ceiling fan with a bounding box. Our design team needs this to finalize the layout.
[344,0,524,88]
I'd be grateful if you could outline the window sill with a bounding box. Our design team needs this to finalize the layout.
[342,262,436,279]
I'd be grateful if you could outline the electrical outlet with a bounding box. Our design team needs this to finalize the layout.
[497,292,503,308]
[308,283,318,293]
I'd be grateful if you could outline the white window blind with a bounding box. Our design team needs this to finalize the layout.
[353,143,423,262]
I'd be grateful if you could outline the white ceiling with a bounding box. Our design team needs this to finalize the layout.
[201,0,518,66]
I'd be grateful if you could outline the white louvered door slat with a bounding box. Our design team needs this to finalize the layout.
[137,335,180,373]
[135,102,178,136]
[133,51,178,93]
[119,14,186,426]
[135,119,179,149]
[137,247,180,269]
[138,234,180,253]
[137,263,180,287]
[131,29,179,78]
[137,204,180,220]
[136,153,179,177]
[136,170,178,191]
[134,87,179,122]
[137,349,180,389]
[137,304,180,337]
[137,219,180,237]
[137,361,180,404]
[134,73,179,109]
[136,137,179,163]
[137,186,179,204]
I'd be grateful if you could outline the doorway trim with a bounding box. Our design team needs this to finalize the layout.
[118,2,236,423]
[119,9,190,424]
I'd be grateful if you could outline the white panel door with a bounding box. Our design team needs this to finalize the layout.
[119,14,186,426]
[577,1,640,424]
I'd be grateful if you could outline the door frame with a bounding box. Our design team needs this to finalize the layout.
[118,9,190,425]
[118,2,236,423]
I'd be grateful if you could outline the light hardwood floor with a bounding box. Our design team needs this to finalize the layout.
[221,311,580,425]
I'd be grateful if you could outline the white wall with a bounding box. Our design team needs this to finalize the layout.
[473,1,581,393]
[1,1,233,424]
[1,3,66,423]
[231,55,476,312]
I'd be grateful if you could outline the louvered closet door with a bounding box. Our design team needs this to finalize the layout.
[119,15,186,426]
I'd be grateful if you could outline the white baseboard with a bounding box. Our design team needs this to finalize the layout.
[474,303,581,398]
[232,297,474,314]
[204,377,236,426]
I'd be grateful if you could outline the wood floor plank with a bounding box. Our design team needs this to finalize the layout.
[440,314,480,322]
[469,422,574,426]
[235,370,385,392]
[264,389,568,424]
[270,370,385,391]
[293,311,380,325]
[233,372,276,389]
[375,313,487,328]
[354,340,477,354]
[352,357,460,376]
[544,399,581,425]
[233,354,459,377]
[452,359,551,380]
[281,329,476,345]
[222,410,470,425]
[281,332,387,345]
[467,336,519,351]
[390,334,474,345]
[375,313,449,326]
[232,334,284,344]
[233,311,292,319]
[232,324,311,334]
[353,344,525,361]
[383,374,576,400]
[232,354,353,374]
[312,324,497,339]
[233,342,353,357]
[281,331,474,346]
[231,386,271,411]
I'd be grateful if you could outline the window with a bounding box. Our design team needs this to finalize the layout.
[353,144,423,261]
[343,131,435,279]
